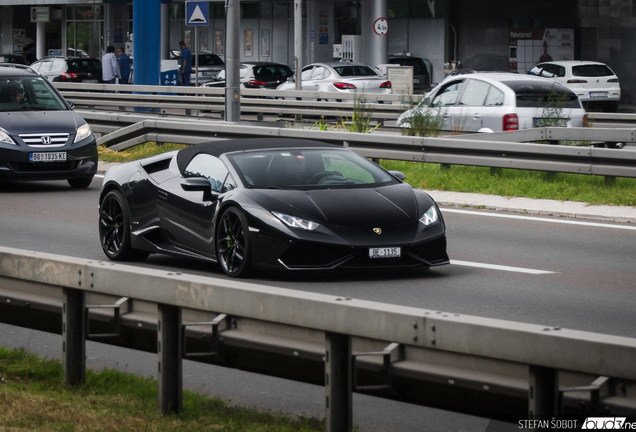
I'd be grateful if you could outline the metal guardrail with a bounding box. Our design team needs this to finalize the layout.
[0,246,635,429]
[77,109,636,179]
[54,82,407,122]
[588,112,636,129]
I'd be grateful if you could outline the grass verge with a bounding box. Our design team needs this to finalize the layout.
[0,346,323,432]
[380,160,636,207]
[98,142,189,163]
[97,142,636,208]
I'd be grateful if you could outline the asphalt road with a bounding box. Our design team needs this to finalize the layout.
[1,177,635,431]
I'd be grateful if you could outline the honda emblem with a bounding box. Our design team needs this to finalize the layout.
[41,136,52,145]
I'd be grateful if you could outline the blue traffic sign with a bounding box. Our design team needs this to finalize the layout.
[185,1,209,26]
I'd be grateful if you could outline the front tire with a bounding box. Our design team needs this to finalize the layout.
[99,190,149,261]
[216,207,252,278]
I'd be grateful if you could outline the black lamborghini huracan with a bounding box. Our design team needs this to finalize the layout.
[98,138,449,277]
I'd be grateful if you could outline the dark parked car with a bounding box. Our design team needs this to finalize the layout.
[29,57,102,83]
[98,138,449,277]
[202,62,293,89]
[0,64,98,188]
[170,50,225,84]
[1,54,26,65]
[388,56,431,92]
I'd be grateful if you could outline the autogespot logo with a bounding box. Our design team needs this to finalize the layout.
[582,418,632,429]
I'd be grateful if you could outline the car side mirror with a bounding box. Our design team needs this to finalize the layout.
[181,177,218,201]
[66,100,75,109]
[287,76,295,83]
[388,170,406,181]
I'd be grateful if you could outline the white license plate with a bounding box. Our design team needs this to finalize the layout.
[590,92,608,98]
[534,118,568,127]
[82,79,98,83]
[30,152,67,162]
[369,247,401,258]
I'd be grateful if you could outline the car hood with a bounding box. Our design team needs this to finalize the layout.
[253,183,422,227]
[0,110,80,135]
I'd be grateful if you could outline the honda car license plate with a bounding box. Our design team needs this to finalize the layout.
[30,152,67,162]
[369,247,401,258]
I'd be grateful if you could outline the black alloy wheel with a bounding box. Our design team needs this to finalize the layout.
[216,207,252,277]
[99,190,149,261]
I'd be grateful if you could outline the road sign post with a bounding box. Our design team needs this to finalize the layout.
[185,1,209,88]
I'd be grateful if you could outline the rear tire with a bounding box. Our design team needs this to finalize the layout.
[99,190,149,261]
[68,176,93,189]
[216,207,252,278]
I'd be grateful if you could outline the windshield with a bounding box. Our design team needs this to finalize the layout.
[0,76,68,112]
[228,148,397,189]
[501,80,580,109]
[572,64,614,77]
[195,54,224,66]
[333,65,378,77]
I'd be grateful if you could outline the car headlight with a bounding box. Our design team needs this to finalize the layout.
[272,212,320,231]
[0,128,16,145]
[419,205,439,226]
[74,123,92,143]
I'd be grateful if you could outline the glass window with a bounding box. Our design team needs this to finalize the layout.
[0,77,67,112]
[228,149,396,189]
[38,61,53,73]
[503,81,580,108]
[242,3,259,18]
[66,6,104,59]
[51,59,66,72]
[572,64,613,77]
[273,2,288,18]
[432,81,464,106]
[388,0,408,18]
[276,65,293,78]
[311,66,327,80]
[222,174,237,193]
[333,65,377,77]
[260,2,272,19]
[301,66,314,81]
[211,3,226,19]
[459,80,490,106]
[484,86,505,106]
[183,154,229,193]
[170,4,184,20]
[410,0,444,18]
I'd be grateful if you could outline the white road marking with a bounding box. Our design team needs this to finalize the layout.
[95,174,105,179]
[442,208,636,231]
[451,260,555,275]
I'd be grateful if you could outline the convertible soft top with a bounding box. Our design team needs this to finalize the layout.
[176,138,337,174]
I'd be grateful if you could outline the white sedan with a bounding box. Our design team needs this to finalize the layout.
[528,61,620,112]
[397,73,587,133]
[276,62,391,100]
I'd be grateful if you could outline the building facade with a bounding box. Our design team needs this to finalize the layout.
[1,0,634,100]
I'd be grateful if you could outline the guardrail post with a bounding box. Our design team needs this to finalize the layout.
[158,304,182,415]
[325,332,352,432]
[529,366,558,421]
[63,288,85,386]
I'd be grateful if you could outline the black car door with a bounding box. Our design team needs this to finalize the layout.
[157,154,236,256]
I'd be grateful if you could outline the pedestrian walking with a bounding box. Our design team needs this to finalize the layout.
[178,41,192,86]
[22,47,36,65]
[117,47,131,84]
[102,45,119,84]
